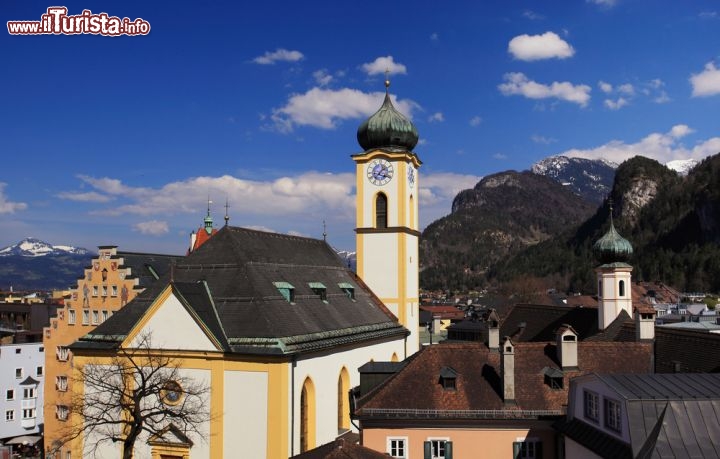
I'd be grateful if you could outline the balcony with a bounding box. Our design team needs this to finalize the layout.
[21,418,35,429]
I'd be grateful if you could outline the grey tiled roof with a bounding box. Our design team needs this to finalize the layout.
[76,227,407,355]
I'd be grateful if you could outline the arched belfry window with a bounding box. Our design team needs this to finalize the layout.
[375,193,388,229]
[619,280,625,297]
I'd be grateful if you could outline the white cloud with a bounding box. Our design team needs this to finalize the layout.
[252,48,304,65]
[531,135,557,144]
[428,112,444,123]
[270,87,419,132]
[560,124,718,164]
[690,62,720,97]
[69,170,479,250]
[498,72,591,106]
[469,116,482,127]
[430,32,439,41]
[0,183,27,214]
[312,69,333,86]
[604,97,628,110]
[598,81,613,93]
[133,220,169,236]
[617,83,635,96]
[654,91,671,104]
[361,56,407,76]
[57,191,113,203]
[699,11,718,19]
[522,10,544,20]
[493,153,509,160]
[508,32,575,61]
[587,0,617,7]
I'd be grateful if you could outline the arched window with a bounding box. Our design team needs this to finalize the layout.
[375,193,387,228]
[619,280,625,297]
[598,280,603,298]
[337,368,350,432]
[300,377,316,452]
[391,352,399,362]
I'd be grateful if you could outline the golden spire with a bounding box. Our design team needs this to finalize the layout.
[384,69,390,93]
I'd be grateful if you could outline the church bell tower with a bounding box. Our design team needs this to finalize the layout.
[353,77,421,355]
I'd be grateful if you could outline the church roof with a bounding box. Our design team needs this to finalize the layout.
[593,220,633,263]
[74,226,407,356]
[356,81,418,152]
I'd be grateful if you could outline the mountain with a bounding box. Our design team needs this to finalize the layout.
[0,237,90,257]
[496,154,720,293]
[0,238,92,291]
[420,171,596,291]
[531,156,617,204]
[665,158,698,176]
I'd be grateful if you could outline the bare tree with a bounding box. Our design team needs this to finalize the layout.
[55,334,210,459]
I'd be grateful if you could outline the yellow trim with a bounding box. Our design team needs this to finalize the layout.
[337,367,350,431]
[397,162,407,227]
[352,150,422,168]
[409,194,415,230]
[72,352,290,459]
[398,232,407,326]
[121,284,173,347]
[210,361,224,456]
[151,444,190,459]
[300,377,316,452]
[121,285,223,351]
[356,161,365,279]
[375,297,420,304]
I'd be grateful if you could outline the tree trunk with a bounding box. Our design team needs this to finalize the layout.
[123,426,141,459]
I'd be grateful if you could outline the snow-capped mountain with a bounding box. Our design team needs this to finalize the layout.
[0,237,90,257]
[335,250,357,271]
[665,159,698,176]
[531,156,617,204]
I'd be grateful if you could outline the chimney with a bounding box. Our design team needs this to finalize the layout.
[556,324,578,370]
[635,306,656,341]
[487,309,500,351]
[501,336,515,403]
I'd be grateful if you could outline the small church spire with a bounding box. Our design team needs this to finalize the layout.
[384,69,390,93]
[204,196,213,235]
[322,220,327,241]
[224,198,230,227]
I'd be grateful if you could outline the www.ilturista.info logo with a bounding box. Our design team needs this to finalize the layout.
[7,7,150,36]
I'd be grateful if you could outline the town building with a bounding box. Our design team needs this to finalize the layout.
[43,246,179,458]
[0,342,45,450]
[353,210,657,459]
[558,372,720,458]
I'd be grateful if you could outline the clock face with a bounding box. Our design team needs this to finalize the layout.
[408,167,416,188]
[367,159,394,186]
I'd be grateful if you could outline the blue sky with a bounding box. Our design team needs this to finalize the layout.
[2,0,720,254]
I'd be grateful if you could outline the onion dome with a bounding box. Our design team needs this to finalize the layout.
[593,219,633,264]
[357,78,418,152]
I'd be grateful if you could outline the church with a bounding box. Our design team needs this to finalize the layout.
[65,79,422,459]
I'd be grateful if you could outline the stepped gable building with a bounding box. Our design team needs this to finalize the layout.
[44,246,180,459]
[355,213,655,459]
[558,373,720,458]
[70,227,409,458]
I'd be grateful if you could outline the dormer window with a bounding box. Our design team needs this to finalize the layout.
[273,282,295,303]
[338,283,355,300]
[308,282,327,302]
[542,367,564,389]
[439,367,457,391]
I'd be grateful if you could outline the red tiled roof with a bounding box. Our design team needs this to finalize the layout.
[191,228,218,252]
[357,339,653,415]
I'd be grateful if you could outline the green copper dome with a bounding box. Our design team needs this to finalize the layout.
[593,220,633,263]
[357,82,418,152]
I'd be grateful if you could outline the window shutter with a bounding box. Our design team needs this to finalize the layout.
[536,441,543,459]
[445,441,453,459]
[512,442,521,459]
[423,441,431,459]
